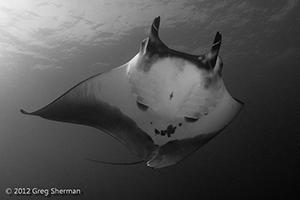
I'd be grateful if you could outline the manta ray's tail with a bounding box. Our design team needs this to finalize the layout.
[84,158,144,166]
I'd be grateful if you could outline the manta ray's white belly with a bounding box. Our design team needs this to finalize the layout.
[129,57,222,120]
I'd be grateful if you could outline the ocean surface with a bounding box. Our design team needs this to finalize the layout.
[1,0,299,199]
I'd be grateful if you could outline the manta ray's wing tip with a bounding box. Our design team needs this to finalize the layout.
[20,109,30,115]
[234,97,245,106]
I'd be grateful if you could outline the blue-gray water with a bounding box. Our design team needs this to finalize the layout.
[1,0,299,199]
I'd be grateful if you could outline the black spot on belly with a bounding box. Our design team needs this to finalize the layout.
[166,125,176,134]
[153,124,177,137]
[136,101,149,111]
[169,92,173,100]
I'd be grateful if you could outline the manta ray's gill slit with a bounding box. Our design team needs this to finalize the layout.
[136,101,149,111]
[184,117,199,123]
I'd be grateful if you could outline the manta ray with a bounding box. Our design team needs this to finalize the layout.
[21,16,243,169]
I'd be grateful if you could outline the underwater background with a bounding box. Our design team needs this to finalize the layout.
[1,0,299,199]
